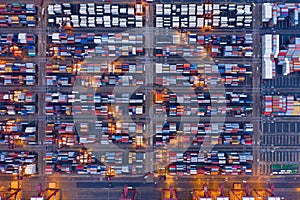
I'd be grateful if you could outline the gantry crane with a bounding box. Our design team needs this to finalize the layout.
[204,0,213,31]
[252,183,277,200]
[31,183,60,200]
[44,189,60,200]
[203,184,210,198]
[0,188,21,200]
[230,183,256,200]
[119,185,136,200]
[230,183,244,200]
[219,184,225,197]
[0,181,21,200]
[162,186,177,200]
[214,184,229,200]
[193,183,222,200]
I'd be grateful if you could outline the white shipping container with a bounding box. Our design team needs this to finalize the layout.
[136,4,143,14]
[136,21,143,28]
[128,8,135,15]
[197,5,204,15]
[172,21,179,28]
[156,63,163,73]
[197,17,204,27]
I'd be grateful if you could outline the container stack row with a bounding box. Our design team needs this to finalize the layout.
[100,151,146,175]
[46,75,144,87]
[48,32,144,60]
[45,150,105,175]
[154,45,206,57]
[48,3,144,28]
[155,4,252,29]
[0,90,36,116]
[46,61,145,89]
[154,91,252,117]
[48,44,144,60]
[0,91,36,103]
[155,74,247,88]
[0,3,36,27]
[155,63,251,75]
[45,150,146,175]
[0,33,36,44]
[171,32,252,46]
[0,75,35,86]
[48,33,143,45]
[154,91,252,104]
[0,62,36,73]
[193,33,253,45]
[154,104,252,117]
[154,151,253,175]
[0,33,36,57]
[48,45,143,59]
[45,122,78,146]
[0,103,36,116]
[45,92,145,104]
[154,122,253,147]
[271,164,298,175]
[99,121,145,147]
[0,62,36,86]
[46,62,144,75]
[0,151,37,175]
[156,33,253,57]
[264,95,300,116]
[0,120,37,146]
[262,3,300,27]
[78,62,144,74]
[277,37,300,76]
[45,92,145,116]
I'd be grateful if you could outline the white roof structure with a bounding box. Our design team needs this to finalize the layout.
[273,34,279,58]
[262,34,275,79]
[216,198,229,200]
[242,197,255,200]
[262,3,272,22]
[283,58,290,75]
[267,197,282,200]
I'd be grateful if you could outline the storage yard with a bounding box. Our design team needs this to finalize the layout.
[154,122,253,147]
[261,2,300,190]
[155,3,252,29]
[0,3,37,27]
[262,3,300,28]
[48,3,144,28]
[0,0,299,200]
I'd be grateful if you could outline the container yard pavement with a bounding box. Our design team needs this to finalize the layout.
[0,0,300,200]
